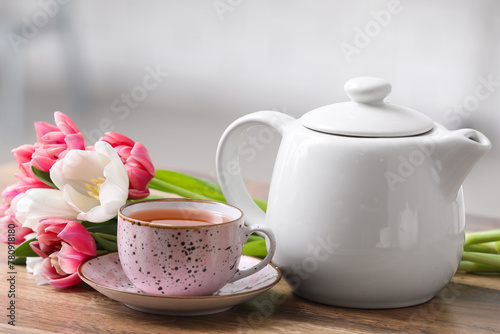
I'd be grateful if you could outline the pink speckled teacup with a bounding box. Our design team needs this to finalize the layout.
[117,199,276,296]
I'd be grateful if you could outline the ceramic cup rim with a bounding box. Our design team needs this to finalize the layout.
[118,198,244,229]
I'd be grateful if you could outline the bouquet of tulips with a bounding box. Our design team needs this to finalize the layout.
[0,112,267,287]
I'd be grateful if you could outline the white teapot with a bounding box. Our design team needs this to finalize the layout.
[216,77,491,308]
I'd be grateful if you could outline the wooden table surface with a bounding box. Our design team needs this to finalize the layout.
[0,163,500,333]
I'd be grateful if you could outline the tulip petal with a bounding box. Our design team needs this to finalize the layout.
[44,224,67,234]
[14,189,78,231]
[57,221,96,256]
[39,256,63,280]
[115,146,132,161]
[49,272,82,288]
[102,170,128,201]
[34,121,59,142]
[101,132,135,147]
[63,184,99,214]
[36,233,60,246]
[129,142,155,175]
[26,257,50,285]
[29,241,50,258]
[42,131,66,145]
[51,151,108,194]
[12,144,36,165]
[32,156,56,173]
[127,168,152,190]
[48,141,129,223]
[57,242,90,274]
[64,133,85,150]
[77,198,123,222]
[128,189,150,199]
[54,111,81,135]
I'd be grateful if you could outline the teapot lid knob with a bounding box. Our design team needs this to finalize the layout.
[344,77,391,104]
[300,76,435,137]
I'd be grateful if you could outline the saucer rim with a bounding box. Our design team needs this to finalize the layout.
[77,252,282,300]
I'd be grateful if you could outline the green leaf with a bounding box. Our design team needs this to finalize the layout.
[242,239,268,259]
[12,257,27,265]
[91,232,118,252]
[188,173,268,211]
[149,177,213,200]
[96,250,111,256]
[14,238,38,258]
[82,220,118,235]
[247,233,264,243]
[130,193,166,201]
[184,173,268,211]
[151,170,223,201]
[94,232,117,241]
[183,174,226,200]
[252,199,267,212]
[150,170,267,211]
[31,166,58,189]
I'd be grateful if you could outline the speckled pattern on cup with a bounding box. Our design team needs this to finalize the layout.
[117,199,276,297]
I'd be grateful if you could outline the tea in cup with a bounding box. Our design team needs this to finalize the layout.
[117,198,276,296]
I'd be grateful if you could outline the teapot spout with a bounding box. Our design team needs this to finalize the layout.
[434,128,491,200]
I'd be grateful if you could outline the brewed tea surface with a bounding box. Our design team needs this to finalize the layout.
[128,208,231,226]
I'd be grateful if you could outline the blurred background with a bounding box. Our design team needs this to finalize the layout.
[0,0,499,217]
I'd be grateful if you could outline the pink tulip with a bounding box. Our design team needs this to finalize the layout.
[12,144,38,182]
[34,121,59,143]
[12,144,36,166]
[10,112,86,183]
[1,112,96,250]
[30,112,86,173]
[56,221,96,256]
[9,149,54,188]
[31,147,66,173]
[2,183,26,205]
[100,132,135,149]
[57,242,92,274]
[54,111,81,135]
[100,132,155,199]
[39,255,83,288]
[0,204,32,244]
[30,219,96,257]
[30,220,96,287]
[30,218,70,257]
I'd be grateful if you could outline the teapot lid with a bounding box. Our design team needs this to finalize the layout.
[301,77,434,137]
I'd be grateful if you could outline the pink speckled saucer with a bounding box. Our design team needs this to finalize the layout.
[77,252,281,316]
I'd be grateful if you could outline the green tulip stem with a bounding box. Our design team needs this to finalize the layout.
[463,244,499,254]
[458,260,500,273]
[464,229,500,246]
[481,241,500,253]
[461,251,500,268]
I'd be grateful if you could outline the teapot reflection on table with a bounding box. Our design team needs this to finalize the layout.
[216,77,491,308]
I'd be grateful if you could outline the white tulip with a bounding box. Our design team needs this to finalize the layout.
[13,189,79,231]
[50,141,129,223]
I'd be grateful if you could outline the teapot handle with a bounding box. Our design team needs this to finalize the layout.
[216,111,295,226]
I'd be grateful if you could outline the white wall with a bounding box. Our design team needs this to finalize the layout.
[0,0,499,217]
